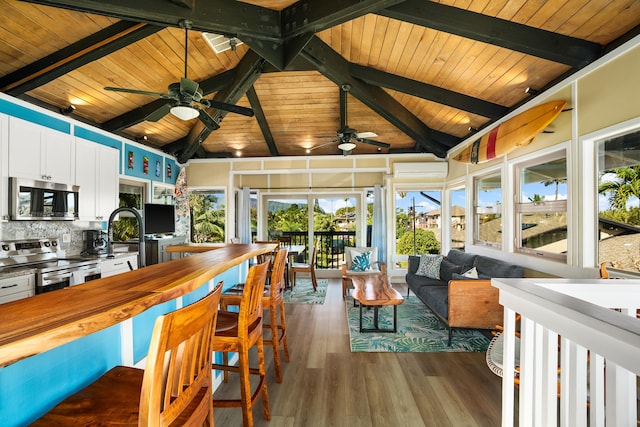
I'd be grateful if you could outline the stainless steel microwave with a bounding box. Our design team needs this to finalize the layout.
[10,178,79,220]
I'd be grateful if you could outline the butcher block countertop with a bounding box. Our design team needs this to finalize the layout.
[165,242,228,253]
[0,243,276,368]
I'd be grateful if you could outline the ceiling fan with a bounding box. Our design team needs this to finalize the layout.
[104,20,254,131]
[311,83,391,154]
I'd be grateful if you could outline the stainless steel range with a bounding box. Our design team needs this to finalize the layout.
[0,238,101,294]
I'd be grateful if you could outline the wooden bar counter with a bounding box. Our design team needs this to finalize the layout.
[0,243,275,368]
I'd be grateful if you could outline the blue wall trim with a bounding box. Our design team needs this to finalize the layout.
[124,143,165,182]
[74,126,122,151]
[0,99,70,134]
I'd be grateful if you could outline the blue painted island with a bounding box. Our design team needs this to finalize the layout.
[0,243,275,427]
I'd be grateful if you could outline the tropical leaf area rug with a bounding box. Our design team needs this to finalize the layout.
[347,296,490,353]
[284,278,328,304]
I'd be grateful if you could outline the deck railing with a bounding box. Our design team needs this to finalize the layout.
[492,278,640,427]
[260,231,357,269]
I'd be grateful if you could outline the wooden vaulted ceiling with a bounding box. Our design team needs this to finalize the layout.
[1,0,639,163]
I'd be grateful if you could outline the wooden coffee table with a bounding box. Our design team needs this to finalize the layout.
[350,274,404,333]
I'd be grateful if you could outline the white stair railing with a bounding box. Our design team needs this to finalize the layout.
[492,278,640,427]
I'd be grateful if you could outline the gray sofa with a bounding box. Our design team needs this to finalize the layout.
[405,249,524,344]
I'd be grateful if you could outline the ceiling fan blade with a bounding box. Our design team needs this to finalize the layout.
[309,140,337,151]
[145,103,171,122]
[180,77,200,98]
[355,131,377,139]
[358,138,390,148]
[196,107,220,130]
[104,86,167,98]
[203,100,255,117]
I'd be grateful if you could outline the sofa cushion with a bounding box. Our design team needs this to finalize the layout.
[439,259,463,282]
[416,285,449,320]
[446,249,477,272]
[473,255,524,278]
[416,255,443,279]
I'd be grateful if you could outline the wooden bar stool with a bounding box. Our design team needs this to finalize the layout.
[31,282,223,427]
[222,248,290,383]
[212,261,270,427]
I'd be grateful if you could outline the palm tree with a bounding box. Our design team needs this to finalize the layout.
[598,165,640,210]
[543,177,566,200]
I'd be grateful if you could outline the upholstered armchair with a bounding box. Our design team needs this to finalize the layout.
[341,246,387,299]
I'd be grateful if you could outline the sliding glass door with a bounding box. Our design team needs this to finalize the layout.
[262,194,361,268]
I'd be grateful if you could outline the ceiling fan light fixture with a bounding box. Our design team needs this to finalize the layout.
[338,142,356,151]
[170,105,199,120]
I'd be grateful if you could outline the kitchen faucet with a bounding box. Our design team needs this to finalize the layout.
[107,207,146,268]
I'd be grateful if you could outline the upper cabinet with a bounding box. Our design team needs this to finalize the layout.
[8,117,74,184]
[75,138,119,221]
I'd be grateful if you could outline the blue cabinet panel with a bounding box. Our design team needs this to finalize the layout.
[0,325,121,427]
[0,99,70,134]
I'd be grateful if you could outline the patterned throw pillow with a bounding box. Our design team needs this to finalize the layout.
[415,255,443,279]
[461,266,479,279]
[351,251,372,271]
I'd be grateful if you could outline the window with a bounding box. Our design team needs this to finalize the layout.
[450,187,466,251]
[515,153,567,260]
[474,173,502,247]
[189,190,226,243]
[152,184,174,205]
[112,181,146,241]
[597,128,640,274]
[395,190,442,256]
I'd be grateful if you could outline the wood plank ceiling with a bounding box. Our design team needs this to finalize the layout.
[0,0,638,162]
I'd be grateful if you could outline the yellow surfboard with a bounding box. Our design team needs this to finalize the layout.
[453,100,566,164]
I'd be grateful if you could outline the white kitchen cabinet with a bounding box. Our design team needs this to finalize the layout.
[101,254,138,278]
[0,274,35,304]
[0,113,8,220]
[75,138,119,221]
[8,116,74,183]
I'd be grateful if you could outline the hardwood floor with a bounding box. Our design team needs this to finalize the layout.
[213,279,503,426]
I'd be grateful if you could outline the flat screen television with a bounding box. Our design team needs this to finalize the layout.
[144,203,176,236]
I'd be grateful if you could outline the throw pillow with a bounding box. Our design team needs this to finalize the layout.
[461,266,479,279]
[415,254,443,279]
[351,251,372,271]
[439,258,463,282]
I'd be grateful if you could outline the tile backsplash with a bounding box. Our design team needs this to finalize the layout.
[1,221,103,256]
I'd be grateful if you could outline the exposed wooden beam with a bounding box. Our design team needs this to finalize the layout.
[281,0,403,39]
[23,0,283,68]
[301,36,448,158]
[1,22,162,95]
[378,0,602,68]
[246,86,278,156]
[349,63,508,120]
[177,50,265,163]
[279,0,404,69]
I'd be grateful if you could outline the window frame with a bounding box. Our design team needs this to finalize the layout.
[513,150,568,261]
[473,171,503,249]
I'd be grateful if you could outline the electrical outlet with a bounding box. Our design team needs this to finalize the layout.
[62,233,71,243]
